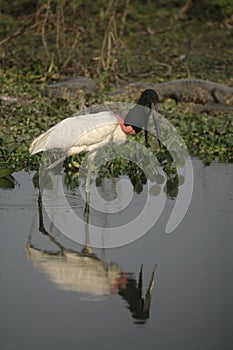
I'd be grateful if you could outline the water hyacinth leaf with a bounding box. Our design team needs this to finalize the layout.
[71,161,80,169]
[0,176,15,189]
[134,182,143,194]
[216,125,226,135]
[5,135,15,143]
[7,143,18,153]
[0,167,14,178]
[149,185,161,197]
[149,172,165,184]
[9,116,21,125]
[164,177,179,199]
[226,136,233,146]
[175,156,185,168]
[178,175,185,186]
[32,171,40,188]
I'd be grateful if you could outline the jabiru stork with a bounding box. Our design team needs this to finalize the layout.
[29,89,161,198]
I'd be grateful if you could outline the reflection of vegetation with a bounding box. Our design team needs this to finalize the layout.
[0,175,15,189]
[0,166,15,189]
[62,146,183,199]
[158,151,185,200]
[31,144,182,198]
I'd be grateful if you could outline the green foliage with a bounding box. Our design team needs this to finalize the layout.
[0,167,14,178]
[61,151,181,198]
[187,0,233,20]
[0,1,233,177]
[0,69,75,170]
[161,105,233,164]
[1,0,233,84]
[1,0,38,16]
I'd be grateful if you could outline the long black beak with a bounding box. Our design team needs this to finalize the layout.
[145,104,162,150]
[146,104,161,150]
[153,104,161,149]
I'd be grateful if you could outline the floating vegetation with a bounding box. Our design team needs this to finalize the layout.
[1,1,233,179]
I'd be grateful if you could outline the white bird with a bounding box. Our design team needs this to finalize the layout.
[29,89,161,199]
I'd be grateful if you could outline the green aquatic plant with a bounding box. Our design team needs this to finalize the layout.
[1,1,233,172]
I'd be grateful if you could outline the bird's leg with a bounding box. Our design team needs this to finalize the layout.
[82,198,93,255]
[83,152,93,254]
[85,151,96,205]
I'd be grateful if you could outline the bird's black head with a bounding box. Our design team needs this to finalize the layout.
[124,89,159,134]
[137,89,159,109]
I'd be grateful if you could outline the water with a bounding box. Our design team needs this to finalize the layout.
[0,159,232,350]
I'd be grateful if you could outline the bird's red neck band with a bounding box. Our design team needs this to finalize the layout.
[114,114,136,135]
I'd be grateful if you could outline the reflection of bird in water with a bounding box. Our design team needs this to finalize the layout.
[26,193,157,321]
[119,265,156,324]
[26,193,124,296]
[29,89,161,203]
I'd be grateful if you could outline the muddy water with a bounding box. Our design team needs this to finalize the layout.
[0,159,232,350]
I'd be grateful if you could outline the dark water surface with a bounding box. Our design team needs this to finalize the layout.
[0,159,232,350]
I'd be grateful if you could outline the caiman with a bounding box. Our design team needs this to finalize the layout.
[1,78,233,114]
[116,79,233,106]
[43,76,98,99]
[42,78,233,106]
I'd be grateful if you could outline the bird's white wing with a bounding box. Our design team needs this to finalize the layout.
[29,111,119,155]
